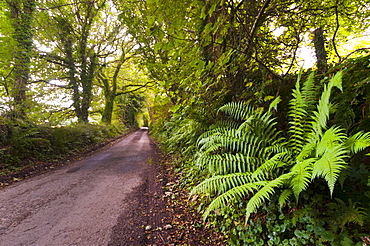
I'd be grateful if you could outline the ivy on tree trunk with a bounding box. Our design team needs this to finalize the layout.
[7,0,36,118]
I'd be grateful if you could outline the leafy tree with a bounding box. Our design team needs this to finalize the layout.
[96,47,151,124]
[114,1,369,160]
[35,0,108,123]
[0,2,15,111]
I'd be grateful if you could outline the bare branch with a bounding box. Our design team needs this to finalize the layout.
[283,36,300,77]
[338,48,370,65]
[115,81,154,96]
[29,79,72,89]
[38,53,68,67]
[253,55,284,81]
[332,0,342,63]
[245,0,272,55]
[37,1,95,11]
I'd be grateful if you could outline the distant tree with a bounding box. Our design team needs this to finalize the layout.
[36,0,107,123]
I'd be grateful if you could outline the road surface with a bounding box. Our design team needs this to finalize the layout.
[0,128,155,246]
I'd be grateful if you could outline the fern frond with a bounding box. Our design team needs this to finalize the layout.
[252,152,288,179]
[197,153,260,174]
[197,132,269,171]
[288,75,313,153]
[190,172,254,196]
[301,72,318,113]
[315,96,330,130]
[218,101,254,121]
[197,127,231,146]
[296,141,316,161]
[203,181,268,219]
[250,112,280,142]
[309,71,343,140]
[279,189,293,210]
[216,130,265,158]
[326,198,366,227]
[198,137,221,154]
[312,145,349,195]
[211,120,240,131]
[236,116,257,133]
[290,158,315,201]
[245,172,294,222]
[268,96,281,112]
[329,70,343,92]
[197,128,238,155]
[264,140,288,155]
[316,126,347,157]
[345,131,370,154]
[288,121,308,152]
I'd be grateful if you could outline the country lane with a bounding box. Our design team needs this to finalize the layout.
[0,128,154,246]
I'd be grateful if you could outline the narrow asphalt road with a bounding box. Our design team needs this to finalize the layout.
[0,128,155,246]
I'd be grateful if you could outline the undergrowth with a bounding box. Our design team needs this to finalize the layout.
[151,68,370,245]
[0,120,127,176]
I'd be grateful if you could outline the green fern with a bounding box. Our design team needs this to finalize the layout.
[278,189,293,209]
[245,172,295,221]
[203,180,268,219]
[312,144,349,196]
[345,131,370,154]
[290,158,314,201]
[301,72,318,112]
[326,198,367,231]
[192,71,370,222]
[218,101,255,121]
[197,153,261,174]
[190,172,255,196]
[251,152,288,179]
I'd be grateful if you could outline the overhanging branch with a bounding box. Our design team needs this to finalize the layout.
[245,0,272,55]
[29,79,72,89]
[115,81,154,96]
[338,48,370,65]
[332,0,342,63]
[37,1,95,11]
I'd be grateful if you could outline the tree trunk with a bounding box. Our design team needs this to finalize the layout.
[77,2,97,123]
[101,96,114,124]
[7,0,36,118]
[63,35,82,121]
[98,51,126,124]
[79,54,96,123]
[313,27,328,74]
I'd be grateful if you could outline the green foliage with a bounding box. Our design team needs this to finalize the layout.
[326,198,367,229]
[191,71,370,243]
[205,192,367,245]
[152,109,210,158]
[333,54,370,132]
[115,93,146,128]
[0,120,126,176]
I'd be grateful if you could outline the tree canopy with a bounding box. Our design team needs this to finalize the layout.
[1,0,369,125]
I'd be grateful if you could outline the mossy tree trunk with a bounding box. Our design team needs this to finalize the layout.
[53,2,100,123]
[97,52,126,124]
[7,0,36,119]
[313,27,328,74]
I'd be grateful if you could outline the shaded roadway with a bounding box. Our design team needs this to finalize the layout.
[0,128,155,246]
